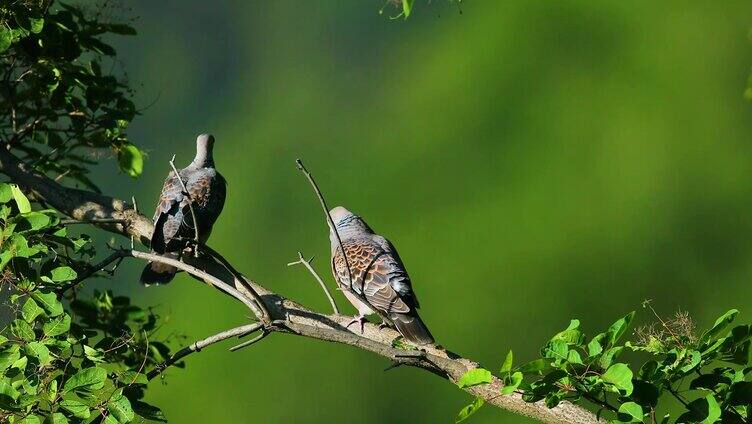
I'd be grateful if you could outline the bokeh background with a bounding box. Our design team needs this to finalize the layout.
[89,0,752,422]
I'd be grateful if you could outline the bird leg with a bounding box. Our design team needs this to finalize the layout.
[345,314,368,334]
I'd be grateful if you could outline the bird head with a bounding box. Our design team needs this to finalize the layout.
[193,133,215,166]
[328,206,373,242]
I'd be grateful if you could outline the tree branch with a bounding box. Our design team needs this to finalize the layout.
[287,251,339,314]
[147,322,264,380]
[0,147,600,424]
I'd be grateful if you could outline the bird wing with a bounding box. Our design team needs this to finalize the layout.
[362,251,412,315]
[150,170,188,252]
[332,238,413,316]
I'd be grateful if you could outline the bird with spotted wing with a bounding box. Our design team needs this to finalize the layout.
[140,134,227,285]
[329,206,434,346]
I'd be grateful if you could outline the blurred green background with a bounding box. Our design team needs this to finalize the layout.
[91,0,752,422]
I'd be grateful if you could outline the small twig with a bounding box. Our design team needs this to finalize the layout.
[288,251,339,314]
[130,250,264,319]
[58,250,128,293]
[147,322,263,380]
[188,241,271,325]
[229,329,270,352]
[295,159,354,293]
[169,155,200,252]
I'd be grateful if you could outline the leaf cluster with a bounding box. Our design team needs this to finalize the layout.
[457,308,752,423]
[0,183,178,423]
[0,0,143,189]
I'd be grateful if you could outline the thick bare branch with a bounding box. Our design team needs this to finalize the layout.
[0,147,600,424]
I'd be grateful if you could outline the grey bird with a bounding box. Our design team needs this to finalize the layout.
[140,134,227,285]
[329,206,434,345]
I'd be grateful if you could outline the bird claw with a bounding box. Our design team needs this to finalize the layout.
[345,315,368,334]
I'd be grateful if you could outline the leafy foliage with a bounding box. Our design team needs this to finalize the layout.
[0,183,179,423]
[0,2,183,422]
[456,305,752,423]
[0,0,143,191]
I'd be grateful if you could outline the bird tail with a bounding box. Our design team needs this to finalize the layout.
[139,253,178,286]
[391,312,435,346]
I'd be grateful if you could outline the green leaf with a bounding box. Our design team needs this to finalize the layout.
[117,371,147,386]
[50,266,77,282]
[62,367,107,393]
[616,402,643,423]
[42,313,71,337]
[552,319,583,345]
[108,390,135,423]
[0,27,12,53]
[458,368,493,388]
[18,415,41,424]
[587,333,605,357]
[29,18,44,34]
[15,212,51,232]
[501,371,523,395]
[0,376,20,400]
[678,394,721,424]
[606,312,635,346]
[0,345,21,371]
[31,291,64,317]
[500,350,513,375]
[602,363,633,396]
[10,184,31,213]
[45,413,68,424]
[133,401,167,422]
[117,144,143,178]
[518,358,551,374]
[401,0,415,19]
[0,184,12,203]
[455,397,484,423]
[701,309,739,343]
[21,298,44,323]
[25,342,51,366]
[12,318,35,341]
[60,397,91,419]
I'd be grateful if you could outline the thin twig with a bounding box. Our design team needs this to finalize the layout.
[295,159,354,293]
[194,241,271,325]
[147,322,263,380]
[129,250,264,320]
[58,250,128,293]
[288,251,339,314]
[229,329,270,352]
[169,155,200,250]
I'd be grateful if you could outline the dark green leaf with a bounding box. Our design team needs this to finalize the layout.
[701,309,739,343]
[501,371,523,395]
[0,345,21,371]
[518,359,551,374]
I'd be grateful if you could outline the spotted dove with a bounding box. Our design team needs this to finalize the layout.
[140,134,227,285]
[329,206,434,345]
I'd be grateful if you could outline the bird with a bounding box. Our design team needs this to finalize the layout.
[140,134,227,285]
[328,206,434,346]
